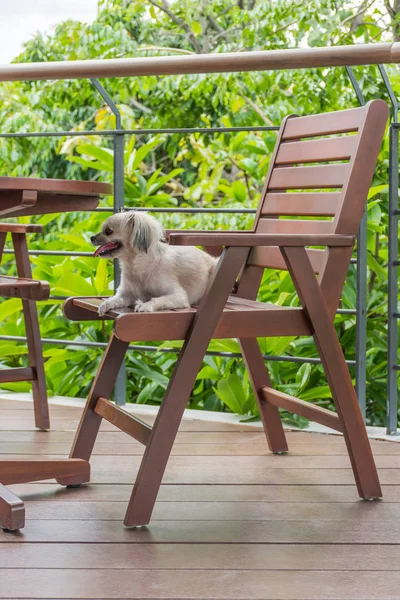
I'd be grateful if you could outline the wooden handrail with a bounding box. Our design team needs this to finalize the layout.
[0,43,398,82]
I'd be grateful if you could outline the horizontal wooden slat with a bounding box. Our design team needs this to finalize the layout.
[3,542,400,571]
[2,439,399,456]
[14,482,400,503]
[0,368,34,383]
[0,223,43,233]
[261,386,342,432]
[269,163,349,189]
[257,218,333,234]
[3,454,397,485]
[0,176,112,196]
[261,192,341,216]
[282,107,363,140]
[0,276,49,300]
[4,517,400,543]
[168,232,353,246]
[276,135,357,164]
[2,568,400,599]
[94,397,151,446]
[0,458,89,486]
[114,304,311,341]
[67,296,312,341]
[17,498,400,522]
[248,247,325,272]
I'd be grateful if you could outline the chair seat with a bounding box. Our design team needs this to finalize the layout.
[63,295,312,341]
[0,276,50,300]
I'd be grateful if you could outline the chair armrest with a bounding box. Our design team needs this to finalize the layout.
[168,233,356,247]
[165,229,249,239]
[0,223,43,234]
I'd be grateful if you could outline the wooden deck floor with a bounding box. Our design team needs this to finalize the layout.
[2,398,400,599]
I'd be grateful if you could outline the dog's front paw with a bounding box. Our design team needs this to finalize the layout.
[134,300,155,313]
[98,297,123,316]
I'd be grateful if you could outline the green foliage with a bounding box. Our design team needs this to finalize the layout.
[0,0,398,426]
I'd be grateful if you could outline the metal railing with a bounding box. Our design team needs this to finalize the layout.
[0,44,398,429]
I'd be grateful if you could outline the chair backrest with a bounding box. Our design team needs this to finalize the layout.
[237,99,389,313]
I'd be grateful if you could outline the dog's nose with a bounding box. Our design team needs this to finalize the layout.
[90,235,96,243]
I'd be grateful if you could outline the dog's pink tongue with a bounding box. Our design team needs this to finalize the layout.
[93,242,119,257]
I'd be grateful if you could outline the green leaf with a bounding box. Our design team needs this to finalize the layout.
[191,21,202,35]
[295,363,312,394]
[215,375,248,414]
[76,144,114,168]
[55,273,96,296]
[231,180,247,202]
[299,385,333,401]
[94,258,109,294]
[0,299,22,321]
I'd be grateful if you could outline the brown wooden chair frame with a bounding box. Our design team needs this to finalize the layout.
[61,99,389,527]
[2,100,387,531]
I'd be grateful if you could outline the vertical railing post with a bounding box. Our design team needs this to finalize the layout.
[377,65,399,434]
[387,123,399,434]
[91,79,126,406]
[345,66,367,418]
[355,211,367,418]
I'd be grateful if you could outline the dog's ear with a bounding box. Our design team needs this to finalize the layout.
[129,211,164,253]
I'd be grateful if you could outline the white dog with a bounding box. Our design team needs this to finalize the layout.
[91,211,218,316]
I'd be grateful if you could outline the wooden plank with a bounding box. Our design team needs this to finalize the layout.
[261,386,342,432]
[282,107,363,140]
[248,246,325,272]
[256,218,334,234]
[0,368,34,384]
[1,542,400,571]
[261,192,340,216]
[12,482,400,502]
[2,440,400,456]
[94,397,151,445]
[2,568,400,599]
[0,276,49,301]
[5,452,400,472]
[0,417,264,432]
[0,177,112,196]
[0,458,89,486]
[19,499,400,522]
[3,518,400,545]
[4,455,400,484]
[269,164,349,189]
[275,136,356,164]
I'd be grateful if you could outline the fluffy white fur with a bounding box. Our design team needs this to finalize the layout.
[91,211,218,315]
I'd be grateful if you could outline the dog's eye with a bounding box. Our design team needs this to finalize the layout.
[104,227,113,236]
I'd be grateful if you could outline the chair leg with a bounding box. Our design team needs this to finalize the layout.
[123,338,211,526]
[282,246,381,499]
[318,335,382,499]
[0,483,25,531]
[240,338,288,453]
[0,232,6,263]
[68,333,129,464]
[124,246,249,527]
[12,233,49,430]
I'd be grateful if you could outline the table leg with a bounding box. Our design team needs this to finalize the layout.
[0,459,90,530]
[0,483,25,531]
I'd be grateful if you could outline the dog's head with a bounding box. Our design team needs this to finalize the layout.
[91,211,165,259]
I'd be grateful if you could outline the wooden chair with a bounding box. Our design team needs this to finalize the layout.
[63,99,389,527]
[0,223,50,430]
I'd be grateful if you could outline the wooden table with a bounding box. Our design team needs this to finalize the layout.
[0,177,112,218]
[0,177,112,530]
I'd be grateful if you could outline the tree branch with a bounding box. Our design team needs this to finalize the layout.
[147,0,203,53]
[239,94,275,127]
